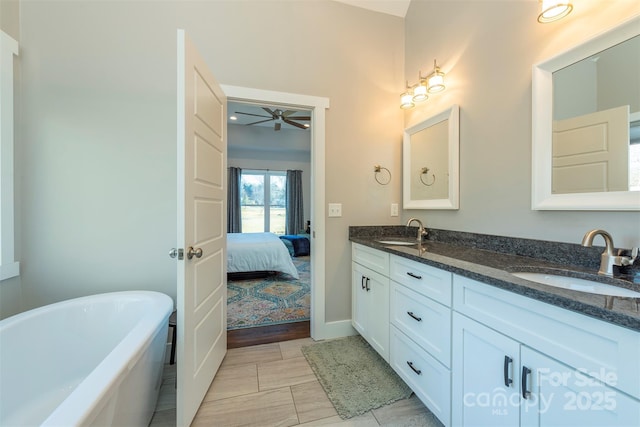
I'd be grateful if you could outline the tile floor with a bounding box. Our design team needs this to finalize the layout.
[149,338,443,427]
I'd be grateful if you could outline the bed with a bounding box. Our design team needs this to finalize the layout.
[227,232,299,279]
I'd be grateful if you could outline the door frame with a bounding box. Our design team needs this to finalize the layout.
[221,85,341,340]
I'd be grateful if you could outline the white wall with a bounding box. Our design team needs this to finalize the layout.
[403,0,640,249]
[17,1,404,323]
[228,124,311,226]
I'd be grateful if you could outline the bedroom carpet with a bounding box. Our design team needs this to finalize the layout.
[301,335,414,419]
[227,256,310,330]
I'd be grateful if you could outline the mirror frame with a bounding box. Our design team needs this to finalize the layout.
[532,16,640,211]
[403,104,460,210]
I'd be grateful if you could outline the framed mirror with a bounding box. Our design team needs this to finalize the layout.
[532,16,640,210]
[403,105,459,209]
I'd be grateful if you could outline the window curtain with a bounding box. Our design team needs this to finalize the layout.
[285,170,304,235]
[227,167,242,233]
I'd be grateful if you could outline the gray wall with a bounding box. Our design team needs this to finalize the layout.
[0,0,22,319]
[15,0,637,325]
[17,1,404,325]
[402,0,640,250]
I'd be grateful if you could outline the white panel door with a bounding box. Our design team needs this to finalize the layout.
[552,105,629,193]
[176,29,227,427]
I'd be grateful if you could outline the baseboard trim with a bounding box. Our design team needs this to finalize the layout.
[312,319,357,341]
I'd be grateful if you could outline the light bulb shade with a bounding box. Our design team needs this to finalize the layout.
[428,73,445,93]
[412,84,428,102]
[538,0,573,23]
[400,91,415,109]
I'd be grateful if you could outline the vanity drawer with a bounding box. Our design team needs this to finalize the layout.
[391,281,451,367]
[390,325,450,427]
[390,255,452,306]
[352,243,389,276]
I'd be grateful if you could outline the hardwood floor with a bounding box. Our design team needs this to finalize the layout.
[227,321,310,349]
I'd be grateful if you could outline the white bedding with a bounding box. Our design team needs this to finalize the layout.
[227,232,299,279]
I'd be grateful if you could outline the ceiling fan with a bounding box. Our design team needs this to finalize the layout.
[235,107,311,131]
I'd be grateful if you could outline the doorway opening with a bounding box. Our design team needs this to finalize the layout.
[221,85,329,347]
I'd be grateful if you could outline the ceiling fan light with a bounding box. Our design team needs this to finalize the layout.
[412,83,428,102]
[538,0,573,23]
[400,90,415,109]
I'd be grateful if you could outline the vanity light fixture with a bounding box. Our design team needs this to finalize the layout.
[537,0,573,23]
[427,60,445,93]
[400,59,446,109]
[400,83,415,109]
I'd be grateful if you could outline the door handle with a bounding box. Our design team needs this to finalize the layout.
[186,246,203,260]
[365,277,371,291]
[522,366,532,399]
[169,248,184,260]
[504,356,513,387]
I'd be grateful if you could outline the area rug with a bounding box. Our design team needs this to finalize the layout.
[227,256,310,330]
[301,335,413,419]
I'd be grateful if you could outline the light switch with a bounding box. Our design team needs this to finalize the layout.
[328,203,342,217]
[391,203,399,217]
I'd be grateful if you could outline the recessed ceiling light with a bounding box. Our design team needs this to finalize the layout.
[229,115,237,121]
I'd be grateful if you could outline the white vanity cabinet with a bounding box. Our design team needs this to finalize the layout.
[452,275,640,427]
[389,255,453,426]
[352,244,390,361]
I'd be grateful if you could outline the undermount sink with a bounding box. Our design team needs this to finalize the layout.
[511,272,640,298]
[377,240,418,246]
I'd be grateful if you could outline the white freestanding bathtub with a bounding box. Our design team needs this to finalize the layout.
[0,291,173,427]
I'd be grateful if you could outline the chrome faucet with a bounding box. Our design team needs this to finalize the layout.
[406,218,428,244]
[581,229,638,277]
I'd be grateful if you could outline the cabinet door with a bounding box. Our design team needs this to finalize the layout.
[368,270,390,362]
[351,261,389,362]
[521,347,640,427]
[352,262,369,337]
[452,313,520,427]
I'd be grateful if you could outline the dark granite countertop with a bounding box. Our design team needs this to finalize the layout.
[349,227,640,332]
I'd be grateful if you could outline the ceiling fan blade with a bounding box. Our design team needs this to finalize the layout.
[281,110,298,118]
[274,122,282,131]
[283,118,309,129]
[235,111,272,119]
[286,116,311,121]
[245,118,274,126]
[262,107,277,118]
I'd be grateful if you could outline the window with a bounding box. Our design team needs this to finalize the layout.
[240,170,286,234]
[0,31,19,280]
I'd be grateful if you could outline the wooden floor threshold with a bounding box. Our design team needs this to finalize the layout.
[227,321,310,349]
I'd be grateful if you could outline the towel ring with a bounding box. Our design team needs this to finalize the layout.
[420,167,436,186]
[373,165,391,185]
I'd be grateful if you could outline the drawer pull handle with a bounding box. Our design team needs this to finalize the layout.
[521,366,531,399]
[361,276,366,290]
[407,361,422,375]
[406,272,422,280]
[503,355,513,387]
[365,277,371,292]
[407,311,422,322]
